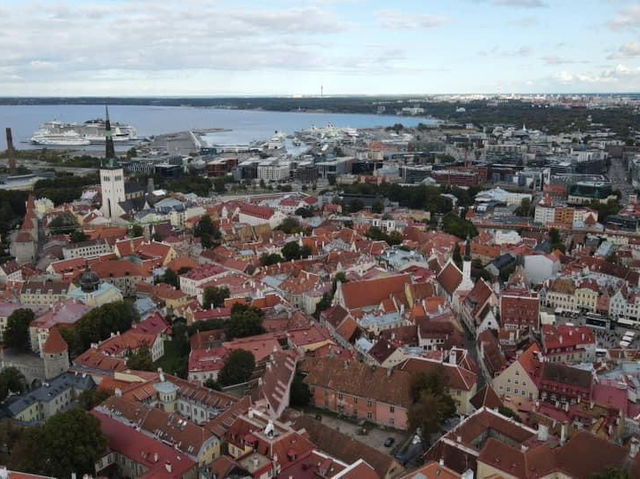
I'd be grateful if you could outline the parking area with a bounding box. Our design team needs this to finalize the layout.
[313,412,407,453]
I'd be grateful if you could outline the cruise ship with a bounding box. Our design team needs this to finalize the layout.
[31,119,138,146]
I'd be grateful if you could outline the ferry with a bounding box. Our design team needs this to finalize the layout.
[31,118,138,146]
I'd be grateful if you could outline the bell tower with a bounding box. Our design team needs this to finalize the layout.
[100,106,125,219]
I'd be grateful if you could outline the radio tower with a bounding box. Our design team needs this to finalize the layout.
[5,128,16,175]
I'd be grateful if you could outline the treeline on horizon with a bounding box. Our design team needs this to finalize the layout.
[1,97,638,136]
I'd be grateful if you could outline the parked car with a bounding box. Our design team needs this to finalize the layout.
[384,437,395,447]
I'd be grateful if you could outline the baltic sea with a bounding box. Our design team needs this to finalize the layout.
[0,104,435,150]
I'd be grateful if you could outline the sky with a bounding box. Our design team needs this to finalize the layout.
[1,0,640,96]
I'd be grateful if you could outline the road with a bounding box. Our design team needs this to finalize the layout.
[609,157,634,205]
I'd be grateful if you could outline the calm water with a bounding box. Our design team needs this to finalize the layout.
[0,104,433,151]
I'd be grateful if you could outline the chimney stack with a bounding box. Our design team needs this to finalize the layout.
[630,438,639,458]
[5,128,16,175]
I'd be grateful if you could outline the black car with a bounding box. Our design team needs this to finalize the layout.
[384,437,395,447]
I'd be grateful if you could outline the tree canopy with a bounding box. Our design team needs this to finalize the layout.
[48,212,80,234]
[11,408,107,478]
[282,241,312,261]
[4,308,35,351]
[226,304,265,340]
[218,349,256,386]
[260,253,284,267]
[442,212,478,239]
[408,370,456,443]
[194,215,221,249]
[290,372,312,408]
[277,217,304,234]
[61,301,139,356]
[203,286,230,310]
[0,367,26,402]
[126,346,154,371]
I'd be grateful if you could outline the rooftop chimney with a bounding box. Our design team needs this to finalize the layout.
[560,422,569,445]
[5,128,16,175]
[630,438,639,458]
[537,423,549,442]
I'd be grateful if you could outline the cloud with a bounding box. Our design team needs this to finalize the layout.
[376,9,448,29]
[608,41,640,59]
[541,55,589,65]
[492,0,546,7]
[479,45,533,57]
[609,6,640,29]
[553,64,640,85]
[509,16,538,27]
[0,0,354,83]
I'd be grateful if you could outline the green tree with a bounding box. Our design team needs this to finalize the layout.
[4,308,34,351]
[0,367,26,401]
[372,199,384,214]
[77,389,112,410]
[452,244,463,269]
[314,293,333,319]
[592,467,632,479]
[12,408,107,478]
[69,229,88,243]
[278,217,303,234]
[218,349,256,386]
[408,390,456,443]
[349,199,365,213]
[203,286,230,309]
[442,212,477,239]
[290,372,312,407]
[159,268,179,288]
[408,370,456,443]
[514,197,532,217]
[213,177,227,194]
[129,224,144,238]
[64,301,139,356]
[204,378,222,390]
[295,207,314,218]
[226,304,265,339]
[498,405,521,422]
[282,241,311,261]
[48,212,79,234]
[194,215,221,249]
[126,346,154,371]
[260,253,284,266]
[0,420,25,465]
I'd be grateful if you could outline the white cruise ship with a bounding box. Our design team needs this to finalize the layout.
[31,118,138,146]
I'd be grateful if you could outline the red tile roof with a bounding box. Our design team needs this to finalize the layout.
[239,203,275,220]
[42,327,68,354]
[541,324,595,351]
[339,274,411,310]
[437,262,463,295]
[91,411,196,479]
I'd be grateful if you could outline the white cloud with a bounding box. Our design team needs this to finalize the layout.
[609,6,640,29]
[0,0,350,80]
[509,16,538,26]
[479,45,533,57]
[553,64,640,85]
[376,9,448,29]
[492,0,546,7]
[608,41,640,59]
[540,55,590,65]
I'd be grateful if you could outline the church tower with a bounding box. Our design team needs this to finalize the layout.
[460,236,474,291]
[100,106,126,219]
[42,327,70,380]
